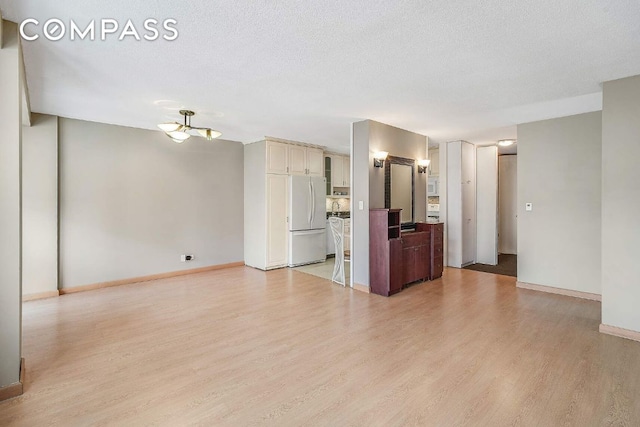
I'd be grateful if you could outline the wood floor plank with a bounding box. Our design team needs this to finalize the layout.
[1,266,640,426]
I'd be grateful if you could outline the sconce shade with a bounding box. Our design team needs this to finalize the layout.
[418,159,431,173]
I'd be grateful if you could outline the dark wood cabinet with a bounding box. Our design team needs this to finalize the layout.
[369,209,403,297]
[417,222,444,279]
[370,212,445,297]
[401,231,430,285]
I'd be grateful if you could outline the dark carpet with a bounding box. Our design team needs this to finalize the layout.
[463,254,517,277]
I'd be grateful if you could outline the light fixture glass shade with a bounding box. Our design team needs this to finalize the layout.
[196,128,223,140]
[417,159,430,174]
[167,130,191,142]
[157,122,183,132]
[497,139,516,147]
[374,151,389,160]
[170,137,187,144]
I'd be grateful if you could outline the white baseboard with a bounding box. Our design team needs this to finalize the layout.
[352,283,370,294]
[516,281,601,301]
[599,324,640,342]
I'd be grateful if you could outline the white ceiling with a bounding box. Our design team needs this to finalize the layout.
[2,1,640,152]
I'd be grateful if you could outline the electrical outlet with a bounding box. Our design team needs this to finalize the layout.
[181,254,194,262]
[525,203,533,212]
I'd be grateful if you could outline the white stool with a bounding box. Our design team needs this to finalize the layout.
[329,217,350,286]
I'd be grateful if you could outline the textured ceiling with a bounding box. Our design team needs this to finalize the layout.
[2,1,640,151]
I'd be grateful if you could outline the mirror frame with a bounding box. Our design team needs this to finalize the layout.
[384,155,415,226]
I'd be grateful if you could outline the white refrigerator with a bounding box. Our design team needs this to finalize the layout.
[288,175,327,267]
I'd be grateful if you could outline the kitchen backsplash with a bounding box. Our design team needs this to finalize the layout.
[428,196,440,204]
[326,198,350,212]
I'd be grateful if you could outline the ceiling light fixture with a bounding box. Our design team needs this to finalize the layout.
[157,110,222,143]
[497,139,516,147]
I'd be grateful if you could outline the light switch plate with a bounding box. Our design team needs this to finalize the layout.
[525,203,533,211]
[359,201,364,210]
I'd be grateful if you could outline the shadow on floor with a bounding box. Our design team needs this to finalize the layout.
[463,254,517,277]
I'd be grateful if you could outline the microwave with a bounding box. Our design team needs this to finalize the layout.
[428,177,439,197]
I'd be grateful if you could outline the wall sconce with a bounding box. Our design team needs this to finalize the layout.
[417,159,431,174]
[373,151,388,168]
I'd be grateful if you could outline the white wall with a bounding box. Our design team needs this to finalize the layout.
[498,155,517,254]
[517,111,601,294]
[59,118,244,288]
[601,75,640,333]
[0,19,23,389]
[476,146,498,265]
[351,121,371,288]
[22,114,58,297]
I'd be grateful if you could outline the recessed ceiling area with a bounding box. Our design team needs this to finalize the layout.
[1,1,639,151]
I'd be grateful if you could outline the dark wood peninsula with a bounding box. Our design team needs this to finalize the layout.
[369,209,444,297]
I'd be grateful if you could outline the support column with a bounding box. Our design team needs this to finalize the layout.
[0,19,24,400]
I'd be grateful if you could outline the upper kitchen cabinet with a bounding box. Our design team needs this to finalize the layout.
[266,140,289,174]
[325,154,351,196]
[266,139,324,176]
[428,148,439,176]
[289,145,323,176]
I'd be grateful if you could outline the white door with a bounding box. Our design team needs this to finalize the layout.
[499,155,518,254]
[289,175,311,231]
[310,176,327,229]
[476,146,498,265]
[461,142,476,266]
[266,141,288,175]
[288,145,307,175]
[306,148,324,176]
[266,174,288,268]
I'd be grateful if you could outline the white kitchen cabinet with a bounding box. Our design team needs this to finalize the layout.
[325,154,351,195]
[245,138,326,270]
[266,174,289,268]
[307,148,324,176]
[266,141,289,175]
[429,148,439,176]
[446,140,476,268]
[289,145,324,176]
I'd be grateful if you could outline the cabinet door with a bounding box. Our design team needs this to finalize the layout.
[417,245,429,280]
[266,174,289,268]
[266,141,288,175]
[403,247,416,284]
[306,148,324,176]
[331,155,344,189]
[288,145,307,175]
[342,156,350,187]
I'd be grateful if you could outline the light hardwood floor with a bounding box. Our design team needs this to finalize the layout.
[1,267,639,426]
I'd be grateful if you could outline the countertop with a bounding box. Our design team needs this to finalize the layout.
[326,212,351,219]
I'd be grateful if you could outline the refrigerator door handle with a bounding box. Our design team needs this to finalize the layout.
[308,180,313,225]
[311,181,315,224]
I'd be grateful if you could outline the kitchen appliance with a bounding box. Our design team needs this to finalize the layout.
[288,175,327,266]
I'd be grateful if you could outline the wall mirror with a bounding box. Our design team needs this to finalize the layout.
[385,156,415,226]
